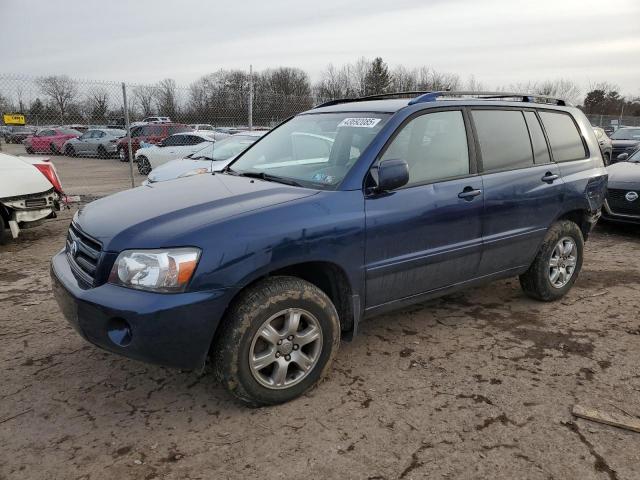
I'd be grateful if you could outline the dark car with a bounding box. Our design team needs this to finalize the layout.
[610,127,640,163]
[51,91,607,406]
[602,147,640,224]
[593,127,613,165]
[4,125,36,144]
[116,123,192,162]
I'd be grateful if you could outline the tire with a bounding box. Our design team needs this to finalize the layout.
[97,145,108,159]
[137,156,151,175]
[49,143,59,155]
[213,276,341,406]
[519,220,584,301]
[0,218,9,245]
[118,147,128,162]
[603,152,610,166]
[65,145,76,157]
[25,146,34,154]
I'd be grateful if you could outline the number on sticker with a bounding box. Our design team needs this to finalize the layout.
[338,118,382,128]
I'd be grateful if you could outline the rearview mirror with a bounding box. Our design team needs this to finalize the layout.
[616,153,629,162]
[376,158,409,192]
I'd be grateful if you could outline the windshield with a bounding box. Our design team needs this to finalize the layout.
[192,135,260,161]
[611,128,640,140]
[627,149,640,163]
[229,113,391,189]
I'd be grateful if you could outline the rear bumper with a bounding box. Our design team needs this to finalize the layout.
[50,250,230,370]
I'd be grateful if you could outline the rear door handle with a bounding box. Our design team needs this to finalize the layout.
[458,187,482,201]
[542,172,559,184]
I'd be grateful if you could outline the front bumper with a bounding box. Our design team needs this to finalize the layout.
[50,250,230,370]
[602,200,640,224]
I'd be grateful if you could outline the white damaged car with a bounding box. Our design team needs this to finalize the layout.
[0,152,64,243]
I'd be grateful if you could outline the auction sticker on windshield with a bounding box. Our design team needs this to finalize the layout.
[338,117,382,128]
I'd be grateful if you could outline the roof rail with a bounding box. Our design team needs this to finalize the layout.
[408,91,570,106]
[314,91,435,109]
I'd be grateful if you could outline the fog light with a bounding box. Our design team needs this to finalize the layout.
[107,317,132,347]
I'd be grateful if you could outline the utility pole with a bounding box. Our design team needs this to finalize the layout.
[248,64,253,131]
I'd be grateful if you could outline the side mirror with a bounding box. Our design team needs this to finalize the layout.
[376,158,409,192]
[616,153,629,162]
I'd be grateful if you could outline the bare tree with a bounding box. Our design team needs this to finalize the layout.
[133,85,157,118]
[416,67,460,91]
[36,75,78,122]
[314,64,352,102]
[87,87,110,121]
[155,79,179,118]
[390,66,417,92]
[464,74,485,92]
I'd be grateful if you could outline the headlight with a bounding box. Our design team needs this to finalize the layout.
[108,248,201,292]
[178,167,209,178]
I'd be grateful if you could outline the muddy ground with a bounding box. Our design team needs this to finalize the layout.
[1,144,640,480]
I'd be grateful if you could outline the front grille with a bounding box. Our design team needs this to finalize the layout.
[24,198,47,208]
[66,223,102,286]
[607,188,640,216]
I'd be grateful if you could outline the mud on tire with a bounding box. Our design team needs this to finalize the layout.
[213,276,340,406]
[519,220,584,302]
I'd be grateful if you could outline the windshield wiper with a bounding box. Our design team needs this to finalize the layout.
[232,171,304,187]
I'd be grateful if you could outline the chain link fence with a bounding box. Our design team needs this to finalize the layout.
[0,73,314,131]
[585,114,640,129]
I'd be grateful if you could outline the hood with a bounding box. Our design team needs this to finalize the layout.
[146,159,213,183]
[0,153,53,198]
[76,172,318,251]
[612,140,640,148]
[147,158,234,184]
[607,161,640,185]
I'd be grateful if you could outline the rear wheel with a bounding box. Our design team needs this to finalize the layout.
[213,276,341,406]
[49,143,59,155]
[118,147,129,162]
[97,145,108,159]
[519,220,584,301]
[25,146,34,154]
[137,156,151,175]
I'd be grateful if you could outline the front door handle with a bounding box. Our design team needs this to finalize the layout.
[458,187,482,201]
[542,172,559,184]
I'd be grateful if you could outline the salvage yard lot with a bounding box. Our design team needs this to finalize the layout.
[1,145,640,480]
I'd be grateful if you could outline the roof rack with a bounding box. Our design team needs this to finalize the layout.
[314,90,570,109]
[409,91,569,106]
[314,91,434,109]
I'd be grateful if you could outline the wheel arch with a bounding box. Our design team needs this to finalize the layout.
[209,260,359,357]
[555,208,594,240]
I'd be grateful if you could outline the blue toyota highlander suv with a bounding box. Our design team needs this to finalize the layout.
[51,91,607,405]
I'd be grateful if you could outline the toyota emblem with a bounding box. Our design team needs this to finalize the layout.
[625,191,639,202]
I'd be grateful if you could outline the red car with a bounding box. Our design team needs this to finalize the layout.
[24,128,82,155]
[117,123,192,162]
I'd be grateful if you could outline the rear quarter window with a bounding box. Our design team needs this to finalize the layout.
[472,110,534,172]
[539,111,587,162]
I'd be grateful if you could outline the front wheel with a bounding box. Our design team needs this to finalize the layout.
[137,156,151,175]
[213,276,340,406]
[65,145,76,157]
[519,220,584,301]
[97,145,108,159]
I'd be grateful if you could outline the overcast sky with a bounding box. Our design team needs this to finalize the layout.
[2,0,639,96]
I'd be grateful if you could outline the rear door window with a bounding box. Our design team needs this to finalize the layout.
[539,111,587,162]
[523,111,551,164]
[472,110,533,172]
